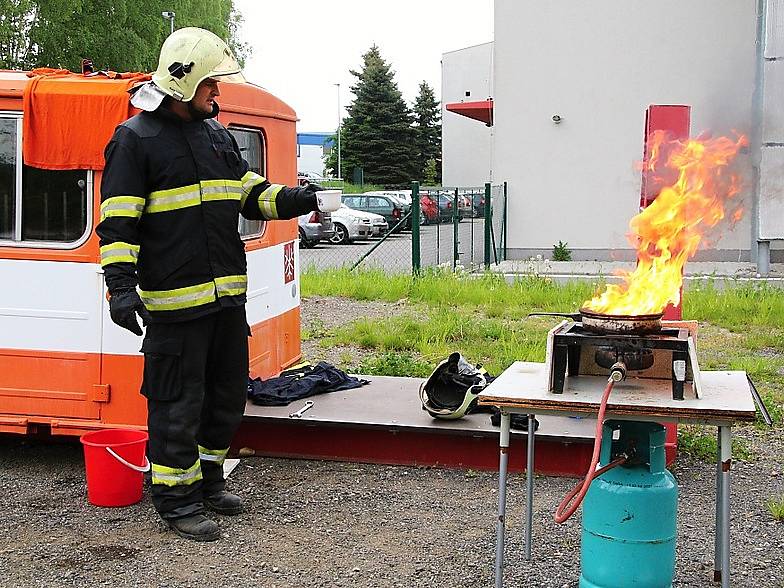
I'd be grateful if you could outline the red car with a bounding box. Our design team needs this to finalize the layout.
[419,193,439,224]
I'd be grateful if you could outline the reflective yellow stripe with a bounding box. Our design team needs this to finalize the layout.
[258,184,283,219]
[151,459,202,487]
[100,196,145,222]
[139,281,216,312]
[215,274,247,298]
[99,242,140,266]
[198,445,229,465]
[146,184,201,214]
[241,171,267,208]
[200,179,244,202]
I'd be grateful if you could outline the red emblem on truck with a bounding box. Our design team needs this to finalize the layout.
[283,241,295,284]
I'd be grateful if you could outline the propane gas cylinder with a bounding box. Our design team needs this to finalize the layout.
[579,421,677,588]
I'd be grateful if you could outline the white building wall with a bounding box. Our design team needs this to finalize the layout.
[442,42,493,187]
[297,144,326,177]
[494,0,759,261]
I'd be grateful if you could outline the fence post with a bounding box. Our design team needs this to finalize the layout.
[453,187,459,270]
[411,181,420,275]
[503,181,508,261]
[484,182,492,269]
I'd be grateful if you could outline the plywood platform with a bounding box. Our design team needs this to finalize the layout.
[234,375,605,476]
[479,362,756,425]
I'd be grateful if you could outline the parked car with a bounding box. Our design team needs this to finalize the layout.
[297,210,334,248]
[366,190,412,206]
[433,191,472,222]
[470,191,486,217]
[419,193,439,224]
[342,193,407,230]
[329,204,388,244]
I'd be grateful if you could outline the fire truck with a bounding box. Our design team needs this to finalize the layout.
[0,69,302,436]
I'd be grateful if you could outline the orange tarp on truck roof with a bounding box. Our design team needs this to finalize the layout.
[22,68,150,170]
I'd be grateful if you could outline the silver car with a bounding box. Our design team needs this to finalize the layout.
[298,211,334,248]
[329,204,387,244]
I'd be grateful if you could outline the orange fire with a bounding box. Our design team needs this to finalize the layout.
[583,131,747,316]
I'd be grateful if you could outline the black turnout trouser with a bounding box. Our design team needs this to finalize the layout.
[141,306,249,520]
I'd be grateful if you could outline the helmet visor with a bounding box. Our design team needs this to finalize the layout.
[208,51,246,84]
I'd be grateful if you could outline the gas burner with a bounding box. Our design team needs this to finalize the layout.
[546,321,700,400]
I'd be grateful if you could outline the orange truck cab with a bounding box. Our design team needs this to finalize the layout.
[0,70,303,436]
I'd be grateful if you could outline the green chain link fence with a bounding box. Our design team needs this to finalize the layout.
[297,181,507,274]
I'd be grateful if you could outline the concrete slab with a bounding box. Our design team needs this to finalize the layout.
[490,259,784,283]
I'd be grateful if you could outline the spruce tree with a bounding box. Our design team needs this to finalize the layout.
[337,45,418,187]
[412,81,441,184]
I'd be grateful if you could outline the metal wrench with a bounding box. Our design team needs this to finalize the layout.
[288,400,314,418]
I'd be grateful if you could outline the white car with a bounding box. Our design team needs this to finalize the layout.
[329,204,388,244]
[366,189,412,206]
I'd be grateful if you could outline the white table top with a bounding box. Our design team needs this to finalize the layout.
[478,362,756,425]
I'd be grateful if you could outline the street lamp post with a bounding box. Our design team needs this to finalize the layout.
[162,11,175,35]
[334,83,341,180]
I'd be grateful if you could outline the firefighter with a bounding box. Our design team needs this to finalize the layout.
[96,27,336,541]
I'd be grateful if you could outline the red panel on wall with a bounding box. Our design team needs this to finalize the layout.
[640,105,690,320]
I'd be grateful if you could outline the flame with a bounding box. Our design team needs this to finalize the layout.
[584,132,747,316]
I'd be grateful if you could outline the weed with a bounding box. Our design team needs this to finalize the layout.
[552,240,572,261]
[766,495,784,521]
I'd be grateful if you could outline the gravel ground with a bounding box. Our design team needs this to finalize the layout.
[0,296,782,588]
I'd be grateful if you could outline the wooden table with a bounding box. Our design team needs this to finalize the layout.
[477,361,757,588]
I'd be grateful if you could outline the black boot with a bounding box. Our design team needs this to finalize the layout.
[168,514,220,542]
[204,491,244,515]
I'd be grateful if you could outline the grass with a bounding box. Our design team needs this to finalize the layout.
[677,424,752,461]
[302,269,784,461]
[318,180,385,194]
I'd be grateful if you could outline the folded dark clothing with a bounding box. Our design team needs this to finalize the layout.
[247,361,370,406]
[489,409,539,432]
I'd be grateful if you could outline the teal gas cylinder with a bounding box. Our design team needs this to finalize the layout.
[579,421,678,588]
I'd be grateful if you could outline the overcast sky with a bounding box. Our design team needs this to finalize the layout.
[234,0,494,132]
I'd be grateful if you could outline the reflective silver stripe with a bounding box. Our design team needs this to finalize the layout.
[146,185,201,213]
[151,460,202,487]
[99,242,140,266]
[100,196,145,222]
[258,184,283,219]
[215,274,247,298]
[139,282,217,312]
[198,445,229,465]
[241,171,266,194]
[201,180,244,202]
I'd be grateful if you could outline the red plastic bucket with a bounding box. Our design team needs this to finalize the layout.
[80,429,149,507]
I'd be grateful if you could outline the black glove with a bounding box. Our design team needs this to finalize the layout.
[109,289,152,336]
[303,182,323,193]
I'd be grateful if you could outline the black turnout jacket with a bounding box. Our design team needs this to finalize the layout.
[96,106,316,322]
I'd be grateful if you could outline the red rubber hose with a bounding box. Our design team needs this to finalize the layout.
[553,378,627,523]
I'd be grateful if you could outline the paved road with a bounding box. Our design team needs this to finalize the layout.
[300,218,492,272]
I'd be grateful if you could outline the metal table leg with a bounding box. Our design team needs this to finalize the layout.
[713,428,723,583]
[525,413,535,560]
[495,412,511,588]
[719,426,732,588]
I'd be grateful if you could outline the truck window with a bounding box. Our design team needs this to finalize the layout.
[229,127,266,240]
[0,115,90,247]
[0,118,16,240]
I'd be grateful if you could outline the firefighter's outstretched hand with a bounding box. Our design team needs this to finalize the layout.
[303,182,324,193]
[109,289,152,336]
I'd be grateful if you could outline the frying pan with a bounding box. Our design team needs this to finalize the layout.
[528,307,663,335]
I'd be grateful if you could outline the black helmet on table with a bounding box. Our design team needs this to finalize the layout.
[419,353,488,420]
